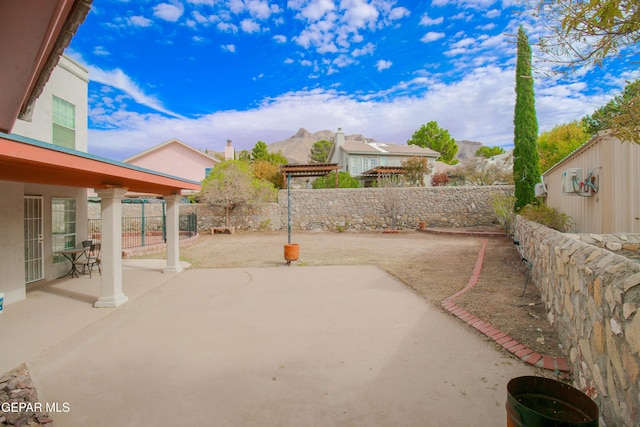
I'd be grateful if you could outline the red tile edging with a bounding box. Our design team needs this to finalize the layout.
[440,238,570,374]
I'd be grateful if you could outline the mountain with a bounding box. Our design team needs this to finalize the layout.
[267,129,489,165]
[268,128,370,164]
[455,140,484,161]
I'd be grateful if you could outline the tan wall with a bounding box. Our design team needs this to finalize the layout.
[544,134,640,233]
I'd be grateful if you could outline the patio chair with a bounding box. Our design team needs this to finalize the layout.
[75,243,101,278]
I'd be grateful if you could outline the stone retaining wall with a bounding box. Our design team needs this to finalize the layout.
[277,186,513,232]
[89,186,512,232]
[514,216,640,426]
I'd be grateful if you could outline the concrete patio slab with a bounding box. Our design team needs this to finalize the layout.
[22,264,535,426]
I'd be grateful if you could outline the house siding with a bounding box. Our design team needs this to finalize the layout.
[11,56,89,152]
[2,56,90,305]
[126,143,216,184]
[544,134,640,233]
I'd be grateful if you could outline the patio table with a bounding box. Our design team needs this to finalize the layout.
[55,247,89,278]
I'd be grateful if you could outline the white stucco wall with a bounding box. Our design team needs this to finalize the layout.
[0,182,88,306]
[11,55,89,152]
[0,181,26,304]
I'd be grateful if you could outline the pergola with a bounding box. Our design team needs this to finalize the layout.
[360,166,408,187]
[279,163,340,246]
[280,163,341,188]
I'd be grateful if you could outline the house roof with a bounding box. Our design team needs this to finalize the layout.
[341,141,440,157]
[124,138,219,164]
[0,0,91,133]
[0,132,200,195]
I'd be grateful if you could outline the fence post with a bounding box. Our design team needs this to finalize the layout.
[141,202,146,247]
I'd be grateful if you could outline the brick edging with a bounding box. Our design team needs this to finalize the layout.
[441,238,570,374]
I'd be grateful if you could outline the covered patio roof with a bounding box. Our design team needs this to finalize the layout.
[0,132,200,195]
[360,166,408,177]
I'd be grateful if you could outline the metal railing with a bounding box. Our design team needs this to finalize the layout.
[88,213,197,249]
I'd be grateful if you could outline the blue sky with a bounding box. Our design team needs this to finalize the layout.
[67,0,638,160]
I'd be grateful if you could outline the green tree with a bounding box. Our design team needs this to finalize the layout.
[252,160,284,189]
[535,0,639,70]
[537,121,590,172]
[581,79,640,144]
[312,171,361,189]
[401,156,433,187]
[475,146,505,158]
[200,160,277,227]
[407,121,459,165]
[309,139,334,163]
[252,141,269,161]
[513,26,541,210]
[534,1,639,143]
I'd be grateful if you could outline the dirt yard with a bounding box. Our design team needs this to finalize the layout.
[166,229,563,360]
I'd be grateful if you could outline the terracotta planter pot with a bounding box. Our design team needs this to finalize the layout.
[418,221,426,229]
[284,243,299,263]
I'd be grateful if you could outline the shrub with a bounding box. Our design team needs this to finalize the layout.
[431,173,450,186]
[491,193,517,234]
[519,202,573,232]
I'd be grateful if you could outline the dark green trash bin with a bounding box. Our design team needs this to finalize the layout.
[506,376,599,427]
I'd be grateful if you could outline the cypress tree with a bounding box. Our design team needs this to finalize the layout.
[513,26,541,210]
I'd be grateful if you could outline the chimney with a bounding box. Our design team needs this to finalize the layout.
[224,139,235,160]
[336,127,345,148]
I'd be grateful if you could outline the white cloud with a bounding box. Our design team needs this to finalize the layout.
[284,58,295,64]
[241,18,261,33]
[86,65,614,161]
[217,22,238,33]
[273,34,287,43]
[88,66,184,119]
[376,59,392,71]
[352,42,375,57]
[246,0,274,19]
[485,9,501,18]
[221,44,236,52]
[421,32,446,43]
[334,54,356,67]
[129,15,153,27]
[419,14,444,26]
[389,7,410,20]
[93,46,110,56]
[297,0,336,21]
[153,3,184,22]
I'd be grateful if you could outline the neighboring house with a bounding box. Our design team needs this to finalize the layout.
[328,128,440,186]
[542,132,640,233]
[124,138,220,188]
[0,0,200,307]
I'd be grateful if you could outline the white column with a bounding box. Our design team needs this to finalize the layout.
[163,194,183,274]
[94,187,129,308]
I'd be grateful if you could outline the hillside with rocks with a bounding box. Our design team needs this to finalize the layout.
[267,128,370,164]
[268,128,493,165]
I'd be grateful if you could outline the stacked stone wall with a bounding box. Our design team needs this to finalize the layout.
[89,186,512,232]
[277,186,512,232]
[514,216,640,426]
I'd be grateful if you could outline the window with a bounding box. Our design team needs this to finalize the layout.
[52,96,75,149]
[52,198,76,263]
[362,157,378,171]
